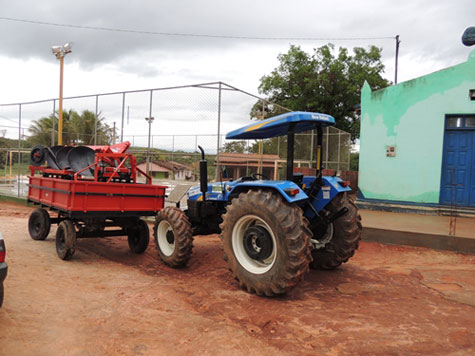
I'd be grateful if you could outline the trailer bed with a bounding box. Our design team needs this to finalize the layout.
[28,176,166,218]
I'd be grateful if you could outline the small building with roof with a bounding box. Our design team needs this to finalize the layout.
[216,153,281,180]
[137,160,193,180]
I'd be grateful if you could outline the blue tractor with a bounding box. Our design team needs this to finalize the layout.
[153,111,362,296]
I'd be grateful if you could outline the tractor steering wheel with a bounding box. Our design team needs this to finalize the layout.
[251,173,269,180]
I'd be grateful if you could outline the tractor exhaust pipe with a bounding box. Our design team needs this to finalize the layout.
[198,145,208,200]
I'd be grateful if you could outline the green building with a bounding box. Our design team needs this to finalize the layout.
[359,50,475,209]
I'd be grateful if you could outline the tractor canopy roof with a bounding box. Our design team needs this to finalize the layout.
[226,111,335,140]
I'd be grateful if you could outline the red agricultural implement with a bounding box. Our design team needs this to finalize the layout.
[27,142,166,260]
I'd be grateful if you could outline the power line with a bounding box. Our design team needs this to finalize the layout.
[0,16,395,41]
[0,115,18,124]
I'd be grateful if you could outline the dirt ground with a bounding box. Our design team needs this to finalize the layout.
[0,202,474,356]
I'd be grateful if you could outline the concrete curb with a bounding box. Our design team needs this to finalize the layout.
[363,227,475,254]
[357,200,475,218]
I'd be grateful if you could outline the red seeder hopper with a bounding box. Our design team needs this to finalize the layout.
[27,141,166,260]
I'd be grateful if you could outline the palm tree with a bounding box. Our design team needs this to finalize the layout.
[28,114,55,146]
[29,109,116,146]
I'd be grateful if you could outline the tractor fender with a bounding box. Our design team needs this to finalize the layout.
[226,181,307,204]
[304,176,352,219]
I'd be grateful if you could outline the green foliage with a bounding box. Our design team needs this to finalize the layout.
[223,141,248,153]
[350,152,359,171]
[256,44,390,141]
[28,109,116,146]
[248,134,315,161]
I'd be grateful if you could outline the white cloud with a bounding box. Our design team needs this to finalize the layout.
[0,0,474,145]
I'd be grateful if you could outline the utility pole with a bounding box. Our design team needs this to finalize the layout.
[394,35,401,84]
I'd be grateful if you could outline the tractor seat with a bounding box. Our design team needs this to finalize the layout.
[292,173,304,186]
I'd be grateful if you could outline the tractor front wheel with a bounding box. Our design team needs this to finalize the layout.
[220,190,312,296]
[154,207,193,268]
[310,193,362,270]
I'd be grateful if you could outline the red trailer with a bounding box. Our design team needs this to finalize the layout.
[27,142,166,260]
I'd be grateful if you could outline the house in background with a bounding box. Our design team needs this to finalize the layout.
[216,153,281,180]
[359,50,475,209]
[137,162,172,179]
[137,160,193,180]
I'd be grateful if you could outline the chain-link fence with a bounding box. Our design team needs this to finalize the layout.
[0,82,350,198]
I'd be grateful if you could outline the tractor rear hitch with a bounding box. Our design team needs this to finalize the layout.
[309,207,349,232]
[328,207,348,223]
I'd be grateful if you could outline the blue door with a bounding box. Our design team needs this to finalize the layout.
[440,116,475,207]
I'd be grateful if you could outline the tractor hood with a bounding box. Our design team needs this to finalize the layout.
[226,111,335,140]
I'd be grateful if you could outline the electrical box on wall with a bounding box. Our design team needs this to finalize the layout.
[386,145,396,157]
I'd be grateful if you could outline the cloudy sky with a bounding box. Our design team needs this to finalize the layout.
[0,0,474,149]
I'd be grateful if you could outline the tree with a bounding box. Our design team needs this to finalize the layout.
[350,152,359,171]
[256,44,390,141]
[28,109,116,146]
[29,110,75,146]
[223,141,248,153]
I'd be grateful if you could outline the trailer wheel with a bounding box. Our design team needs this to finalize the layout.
[0,282,4,308]
[127,219,150,254]
[220,190,312,297]
[56,220,76,260]
[310,193,362,270]
[30,144,45,167]
[28,208,51,240]
[154,207,193,268]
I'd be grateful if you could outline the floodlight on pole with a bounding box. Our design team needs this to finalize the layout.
[51,42,72,145]
[462,27,475,47]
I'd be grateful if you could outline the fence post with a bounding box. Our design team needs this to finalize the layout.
[347,133,351,171]
[258,99,264,175]
[145,90,154,176]
[215,82,222,180]
[325,127,329,169]
[172,135,175,164]
[121,92,125,142]
[310,130,314,163]
[246,140,250,176]
[52,99,56,146]
[18,104,21,197]
[337,130,341,171]
[94,95,99,145]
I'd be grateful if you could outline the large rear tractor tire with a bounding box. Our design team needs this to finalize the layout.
[220,190,312,297]
[56,219,77,260]
[310,193,362,270]
[154,207,193,268]
[127,219,150,254]
[28,208,51,241]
